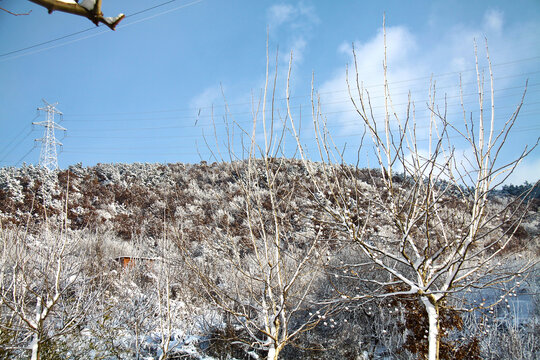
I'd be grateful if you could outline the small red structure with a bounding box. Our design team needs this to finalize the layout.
[114,256,157,269]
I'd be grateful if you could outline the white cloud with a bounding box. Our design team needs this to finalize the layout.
[267,4,295,29]
[296,3,320,28]
[266,3,319,65]
[484,9,504,33]
[319,26,422,135]
[338,41,352,55]
[317,8,540,140]
[189,85,224,120]
[311,8,540,180]
[285,37,307,64]
[267,3,319,31]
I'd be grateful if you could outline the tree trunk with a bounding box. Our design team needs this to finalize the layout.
[267,346,277,360]
[30,334,40,360]
[31,297,43,360]
[420,296,440,360]
[267,342,285,360]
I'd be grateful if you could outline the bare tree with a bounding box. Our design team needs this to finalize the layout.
[0,225,98,359]
[28,0,124,30]
[176,47,331,360]
[288,25,538,360]
[81,260,162,359]
[0,174,105,359]
[177,160,328,360]
[155,224,183,360]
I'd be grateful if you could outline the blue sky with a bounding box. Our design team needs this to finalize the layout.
[1,0,539,184]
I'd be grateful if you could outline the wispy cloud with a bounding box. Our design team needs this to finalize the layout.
[266,2,319,65]
[319,7,540,133]
[319,25,422,135]
[288,37,307,63]
[189,85,225,124]
[190,85,223,109]
[267,3,319,31]
[484,9,504,33]
[267,4,295,29]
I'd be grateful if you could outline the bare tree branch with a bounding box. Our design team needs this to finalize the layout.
[0,7,32,16]
[28,0,124,30]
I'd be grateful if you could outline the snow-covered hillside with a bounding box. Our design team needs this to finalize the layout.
[0,161,538,359]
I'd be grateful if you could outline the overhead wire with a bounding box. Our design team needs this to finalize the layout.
[59,93,540,156]
[0,0,203,61]
[65,127,540,153]
[62,124,540,158]
[62,92,540,139]
[61,61,540,118]
[61,82,540,133]
[62,108,540,139]
[4,76,537,164]
[2,39,538,165]
[14,146,37,167]
[62,88,539,136]
[62,111,540,141]
[24,116,540,164]
[6,97,532,166]
[0,123,34,159]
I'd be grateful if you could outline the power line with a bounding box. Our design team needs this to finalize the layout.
[126,0,182,18]
[62,111,540,140]
[14,146,37,167]
[14,119,540,165]
[0,0,203,59]
[341,55,540,90]
[0,123,33,160]
[0,27,96,58]
[61,88,539,135]
[61,108,540,142]
[62,111,540,139]
[62,66,540,119]
[61,125,540,158]
[61,83,540,133]
[3,74,535,166]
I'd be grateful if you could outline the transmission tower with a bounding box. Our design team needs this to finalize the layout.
[33,100,66,171]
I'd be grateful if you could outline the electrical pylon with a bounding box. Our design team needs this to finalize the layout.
[33,100,66,171]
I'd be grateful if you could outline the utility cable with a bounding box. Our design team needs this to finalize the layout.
[13,146,36,167]
[64,67,540,119]
[0,123,33,158]
[0,0,203,60]
[63,83,540,132]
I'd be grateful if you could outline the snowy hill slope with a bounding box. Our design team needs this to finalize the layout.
[0,161,538,359]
